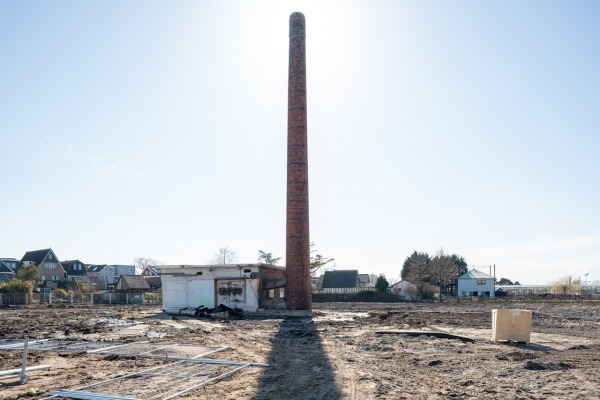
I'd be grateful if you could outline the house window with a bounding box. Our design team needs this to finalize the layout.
[48,253,53,260]
[477,279,486,285]
[52,275,59,281]
[41,275,46,280]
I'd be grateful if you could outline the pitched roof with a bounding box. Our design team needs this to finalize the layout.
[390,280,415,288]
[144,276,162,288]
[322,270,359,288]
[142,266,159,276]
[88,264,110,273]
[20,248,54,265]
[0,260,16,274]
[458,269,494,280]
[118,275,150,290]
[61,260,87,275]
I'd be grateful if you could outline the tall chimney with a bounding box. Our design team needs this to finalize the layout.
[285,12,311,310]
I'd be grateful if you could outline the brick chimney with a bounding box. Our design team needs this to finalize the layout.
[285,12,311,310]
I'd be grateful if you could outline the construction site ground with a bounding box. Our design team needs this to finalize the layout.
[0,301,599,399]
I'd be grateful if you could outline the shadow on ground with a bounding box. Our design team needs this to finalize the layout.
[254,318,340,400]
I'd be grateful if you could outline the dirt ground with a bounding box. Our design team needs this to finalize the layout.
[0,301,599,399]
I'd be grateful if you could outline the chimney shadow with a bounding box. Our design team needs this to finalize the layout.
[254,317,341,400]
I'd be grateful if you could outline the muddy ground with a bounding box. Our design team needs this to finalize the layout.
[0,301,599,399]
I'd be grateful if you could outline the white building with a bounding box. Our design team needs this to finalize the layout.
[156,264,286,313]
[390,280,418,301]
[456,269,495,298]
[111,264,136,279]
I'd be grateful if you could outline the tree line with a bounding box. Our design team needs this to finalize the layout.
[400,249,468,296]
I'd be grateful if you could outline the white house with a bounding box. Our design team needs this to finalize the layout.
[156,264,286,313]
[87,264,115,290]
[110,264,136,280]
[456,269,495,298]
[390,280,418,301]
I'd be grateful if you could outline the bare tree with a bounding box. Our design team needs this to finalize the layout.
[133,257,163,274]
[404,283,419,302]
[369,274,378,287]
[209,247,238,265]
[551,276,581,296]
[428,249,458,298]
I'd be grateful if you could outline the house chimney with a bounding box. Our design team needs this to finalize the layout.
[285,12,311,310]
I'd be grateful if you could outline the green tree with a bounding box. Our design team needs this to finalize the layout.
[310,243,334,276]
[496,277,514,285]
[401,251,430,286]
[402,250,468,297]
[17,262,40,282]
[0,279,34,294]
[375,275,390,293]
[257,250,281,265]
[450,254,468,276]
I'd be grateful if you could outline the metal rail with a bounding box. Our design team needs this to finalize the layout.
[163,364,250,400]
[48,391,139,400]
[87,341,150,354]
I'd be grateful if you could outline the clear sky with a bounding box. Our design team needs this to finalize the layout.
[1,1,599,285]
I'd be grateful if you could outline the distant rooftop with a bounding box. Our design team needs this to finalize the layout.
[156,263,283,270]
[458,269,494,279]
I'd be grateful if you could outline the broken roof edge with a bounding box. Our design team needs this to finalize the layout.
[156,263,286,271]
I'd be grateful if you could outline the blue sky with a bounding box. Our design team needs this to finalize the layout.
[1,1,598,284]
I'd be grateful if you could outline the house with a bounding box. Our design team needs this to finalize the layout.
[0,258,19,272]
[111,265,136,280]
[87,264,115,290]
[357,274,371,288]
[61,260,88,282]
[0,259,16,282]
[390,280,418,301]
[144,275,162,290]
[114,275,150,294]
[456,269,495,299]
[322,270,359,290]
[141,266,159,277]
[140,266,161,289]
[157,264,286,313]
[19,249,66,288]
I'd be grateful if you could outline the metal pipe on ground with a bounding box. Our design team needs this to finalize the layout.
[0,365,52,376]
[0,339,48,349]
[172,357,269,367]
[47,391,138,400]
